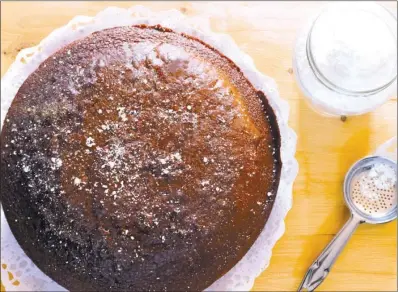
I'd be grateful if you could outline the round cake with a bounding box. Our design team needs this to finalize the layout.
[1,25,281,291]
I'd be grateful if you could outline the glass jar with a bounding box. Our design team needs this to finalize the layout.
[293,2,397,117]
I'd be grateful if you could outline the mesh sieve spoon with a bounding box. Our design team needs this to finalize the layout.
[298,155,397,291]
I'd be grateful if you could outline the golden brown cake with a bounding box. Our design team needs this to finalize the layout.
[0,25,281,291]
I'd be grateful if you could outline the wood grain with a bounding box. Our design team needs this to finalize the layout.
[1,1,397,291]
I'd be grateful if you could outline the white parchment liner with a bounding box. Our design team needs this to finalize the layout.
[1,6,299,291]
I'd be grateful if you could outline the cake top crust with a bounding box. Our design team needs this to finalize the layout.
[1,25,281,291]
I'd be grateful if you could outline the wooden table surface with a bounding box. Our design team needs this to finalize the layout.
[1,1,397,291]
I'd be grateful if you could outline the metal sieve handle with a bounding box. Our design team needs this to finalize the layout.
[298,214,362,291]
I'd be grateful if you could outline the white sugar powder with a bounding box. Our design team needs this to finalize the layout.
[294,3,397,116]
[359,163,397,200]
[368,164,397,191]
[86,137,96,147]
[73,177,82,186]
[310,8,396,93]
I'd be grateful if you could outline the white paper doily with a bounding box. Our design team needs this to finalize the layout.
[1,6,299,291]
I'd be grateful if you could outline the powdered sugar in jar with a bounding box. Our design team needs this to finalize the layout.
[293,2,397,117]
